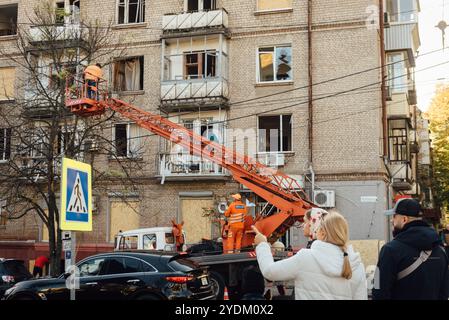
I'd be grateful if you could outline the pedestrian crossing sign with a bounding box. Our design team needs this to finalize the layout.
[60,158,92,231]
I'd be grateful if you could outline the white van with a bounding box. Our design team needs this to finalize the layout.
[114,227,187,252]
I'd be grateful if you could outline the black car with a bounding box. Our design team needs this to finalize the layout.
[0,259,33,297]
[2,251,215,300]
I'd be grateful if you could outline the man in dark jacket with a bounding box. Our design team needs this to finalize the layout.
[372,198,449,300]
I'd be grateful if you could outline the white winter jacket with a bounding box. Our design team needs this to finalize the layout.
[255,240,368,300]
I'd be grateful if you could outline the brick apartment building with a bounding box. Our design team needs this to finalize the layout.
[0,0,429,262]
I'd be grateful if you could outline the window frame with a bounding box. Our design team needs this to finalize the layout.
[388,121,409,162]
[386,0,417,23]
[113,122,142,159]
[0,200,7,227]
[256,45,293,84]
[0,4,18,37]
[257,114,292,153]
[185,0,218,13]
[116,0,145,25]
[0,67,16,101]
[0,128,11,162]
[112,56,144,92]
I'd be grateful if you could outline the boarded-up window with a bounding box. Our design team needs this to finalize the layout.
[113,57,144,91]
[0,67,15,101]
[257,0,292,11]
[109,201,139,242]
[181,198,213,243]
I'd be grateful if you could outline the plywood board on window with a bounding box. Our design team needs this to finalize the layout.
[110,201,140,241]
[257,0,292,11]
[181,198,213,244]
[0,67,15,100]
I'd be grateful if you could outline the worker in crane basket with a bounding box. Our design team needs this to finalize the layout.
[84,63,103,100]
[224,193,247,253]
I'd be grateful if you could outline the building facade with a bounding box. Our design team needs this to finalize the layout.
[0,0,426,255]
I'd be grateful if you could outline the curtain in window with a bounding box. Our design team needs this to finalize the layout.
[129,124,142,158]
[125,59,141,91]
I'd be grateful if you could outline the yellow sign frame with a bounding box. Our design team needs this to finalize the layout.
[60,158,92,231]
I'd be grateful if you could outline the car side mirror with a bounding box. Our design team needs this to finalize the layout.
[63,272,71,279]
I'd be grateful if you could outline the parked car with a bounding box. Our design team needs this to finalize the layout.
[2,251,214,300]
[0,259,33,297]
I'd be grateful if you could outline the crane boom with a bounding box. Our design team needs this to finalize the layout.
[65,77,315,245]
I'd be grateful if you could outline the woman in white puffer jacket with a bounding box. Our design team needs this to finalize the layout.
[253,210,367,300]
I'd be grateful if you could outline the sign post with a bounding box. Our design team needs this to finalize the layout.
[60,158,92,300]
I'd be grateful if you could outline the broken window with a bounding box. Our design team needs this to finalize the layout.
[0,4,18,36]
[389,120,408,162]
[118,0,145,24]
[113,57,144,91]
[257,0,292,12]
[0,201,7,227]
[0,67,15,101]
[258,45,292,82]
[56,1,80,25]
[187,0,217,12]
[0,128,11,161]
[184,51,216,79]
[114,123,142,158]
[258,115,292,152]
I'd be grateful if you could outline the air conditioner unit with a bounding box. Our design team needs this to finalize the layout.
[83,139,99,152]
[313,190,336,208]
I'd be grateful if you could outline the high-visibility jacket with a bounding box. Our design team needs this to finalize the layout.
[84,65,103,81]
[224,200,247,227]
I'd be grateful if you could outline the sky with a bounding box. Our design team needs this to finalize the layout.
[416,0,449,111]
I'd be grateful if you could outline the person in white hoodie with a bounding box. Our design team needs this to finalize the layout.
[253,210,367,300]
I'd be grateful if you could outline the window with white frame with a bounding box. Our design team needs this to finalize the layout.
[258,115,292,152]
[186,0,217,12]
[184,51,217,79]
[114,123,142,158]
[386,0,417,23]
[387,52,412,93]
[256,0,292,12]
[117,0,145,24]
[258,45,292,82]
[0,128,11,161]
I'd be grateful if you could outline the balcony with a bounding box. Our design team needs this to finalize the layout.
[389,162,413,191]
[158,153,228,181]
[28,24,84,47]
[162,9,228,33]
[387,87,414,119]
[384,17,420,63]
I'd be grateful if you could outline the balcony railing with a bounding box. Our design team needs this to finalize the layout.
[29,24,83,43]
[389,162,412,191]
[162,9,228,31]
[159,153,227,177]
[161,78,229,101]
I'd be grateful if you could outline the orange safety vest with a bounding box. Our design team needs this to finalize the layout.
[224,200,247,226]
[84,65,103,81]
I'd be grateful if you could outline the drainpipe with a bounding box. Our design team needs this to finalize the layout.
[307,0,313,167]
[380,1,392,241]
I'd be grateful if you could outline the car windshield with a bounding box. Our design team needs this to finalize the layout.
[2,260,32,279]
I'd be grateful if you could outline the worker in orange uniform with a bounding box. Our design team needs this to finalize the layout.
[84,63,103,100]
[224,193,247,253]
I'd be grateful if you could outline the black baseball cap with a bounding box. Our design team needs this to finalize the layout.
[385,198,423,217]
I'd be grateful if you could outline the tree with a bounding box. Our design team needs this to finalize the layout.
[0,1,144,276]
[426,84,449,213]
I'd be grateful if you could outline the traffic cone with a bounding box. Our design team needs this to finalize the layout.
[223,287,229,300]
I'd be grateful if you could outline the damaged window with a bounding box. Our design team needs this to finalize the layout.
[258,45,292,82]
[0,4,18,36]
[113,57,144,91]
[56,1,80,25]
[184,51,216,79]
[0,128,11,161]
[114,123,142,158]
[257,0,292,12]
[118,0,145,24]
[0,67,15,101]
[258,115,292,152]
[187,0,217,12]
[389,120,408,162]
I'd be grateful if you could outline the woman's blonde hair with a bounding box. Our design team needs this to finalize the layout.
[318,210,352,280]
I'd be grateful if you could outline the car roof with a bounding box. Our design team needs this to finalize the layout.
[80,250,179,261]
[117,227,173,236]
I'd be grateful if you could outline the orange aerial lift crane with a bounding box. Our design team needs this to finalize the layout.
[65,74,316,251]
